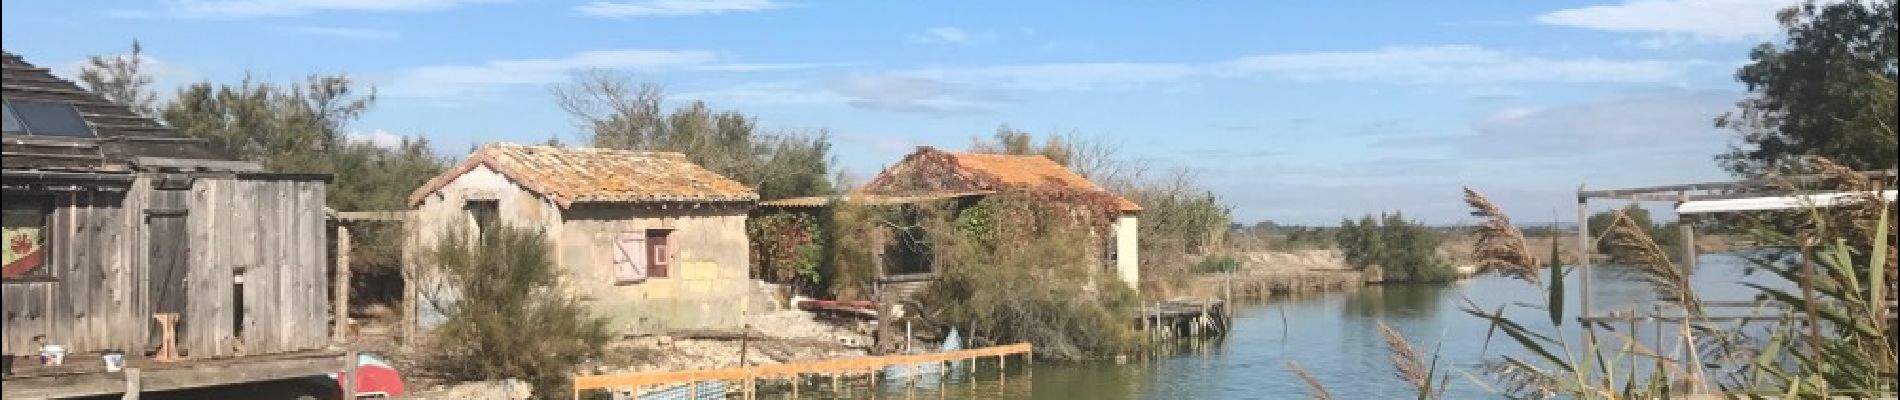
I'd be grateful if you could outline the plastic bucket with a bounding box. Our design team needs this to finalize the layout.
[103,350,125,372]
[40,344,66,366]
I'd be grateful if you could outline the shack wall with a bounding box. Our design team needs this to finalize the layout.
[1115,214,1140,290]
[2,175,327,357]
[559,206,754,335]
[183,177,330,357]
[2,183,147,356]
[407,165,758,335]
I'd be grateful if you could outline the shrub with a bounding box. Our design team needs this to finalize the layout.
[421,223,610,398]
[917,191,1142,361]
[1193,255,1240,274]
[1336,212,1456,283]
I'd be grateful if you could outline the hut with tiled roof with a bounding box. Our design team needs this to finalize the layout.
[406,143,761,334]
[857,146,1143,289]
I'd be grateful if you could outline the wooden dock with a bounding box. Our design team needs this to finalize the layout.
[570,343,1032,399]
[1,349,351,399]
[1141,299,1231,340]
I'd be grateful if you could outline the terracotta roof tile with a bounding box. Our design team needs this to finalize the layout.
[862,147,1141,212]
[408,143,756,208]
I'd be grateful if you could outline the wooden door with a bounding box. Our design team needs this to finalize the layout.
[146,189,191,350]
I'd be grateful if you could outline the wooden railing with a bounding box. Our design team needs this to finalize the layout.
[571,343,1032,399]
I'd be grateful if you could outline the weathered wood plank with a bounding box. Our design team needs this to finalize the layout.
[0,350,349,399]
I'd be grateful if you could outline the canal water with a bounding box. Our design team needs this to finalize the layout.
[841,253,1782,399]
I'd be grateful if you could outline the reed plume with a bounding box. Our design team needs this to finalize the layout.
[1285,361,1333,400]
[1378,321,1428,393]
[1463,187,1541,284]
[1604,210,1703,317]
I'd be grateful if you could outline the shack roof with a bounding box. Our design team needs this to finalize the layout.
[759,190,994,208]
[408,143,758,208]
[2,50,231,171]
[861,147,1141,212]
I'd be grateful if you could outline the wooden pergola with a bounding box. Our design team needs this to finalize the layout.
[1572,169,1897,319]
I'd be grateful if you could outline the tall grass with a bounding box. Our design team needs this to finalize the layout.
[1292,160,1896,399]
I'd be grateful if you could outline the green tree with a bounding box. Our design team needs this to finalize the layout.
[158,67,443,276]
[1719,0,1899,174]
[553,70,834,200]
[1336,212,1454,283]
[78,40,159,117]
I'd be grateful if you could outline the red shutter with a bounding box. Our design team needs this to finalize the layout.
[613,233,646,283]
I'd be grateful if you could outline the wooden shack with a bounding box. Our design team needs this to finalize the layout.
[3,50,342,397]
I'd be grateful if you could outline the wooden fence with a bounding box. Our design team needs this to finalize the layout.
[571,343,1032,399]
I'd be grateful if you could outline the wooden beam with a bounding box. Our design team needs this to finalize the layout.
[332,211,409,222]
[1578,170,1897,200]
[131,157,264,173]
[1,352,349,399]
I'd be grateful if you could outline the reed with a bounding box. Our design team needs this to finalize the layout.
[1284,361,1333,400]
[1463,187,1541,284]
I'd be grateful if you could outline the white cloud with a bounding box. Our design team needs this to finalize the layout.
[1218,45,1687,84]
[831,75,1006,113]
[386,49,719,97]
[909,27,997,45]
[1428,89,1739,157]
[691,63,843,72]
[274,26,401,40]
[908,62,1201,91]
[576,0,786,18]
[1538,0,1798,42]
[52,54,201,91]
[675,81,848,105]
[119,0,503,19]
[347,129,408,148]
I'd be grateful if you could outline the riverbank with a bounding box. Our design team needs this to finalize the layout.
[1193,249,1367,300]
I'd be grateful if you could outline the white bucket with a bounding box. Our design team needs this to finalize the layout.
[40,344,66,366]
[103,350,125,372]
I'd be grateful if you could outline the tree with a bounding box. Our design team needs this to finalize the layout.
[1336,212,1454,283]
[159,68,442,277]
[78,40,159,117]
[162,74,377,171]
[1719,0,1899,174]
[553,70,834,200]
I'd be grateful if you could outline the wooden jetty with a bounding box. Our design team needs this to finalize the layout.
[569,343,1032,399]
[1141,299,1231,340]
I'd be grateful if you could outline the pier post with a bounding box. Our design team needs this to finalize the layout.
[1577,193,1592,322]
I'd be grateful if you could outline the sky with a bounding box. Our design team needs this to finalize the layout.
[1,0,1796,225]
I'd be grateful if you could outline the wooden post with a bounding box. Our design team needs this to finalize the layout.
[334,225,352,343]
[1577,194,1592,322]
[121,368,141,400]
[402,246,418,344]
[1677,192,1696,271]
[343,349,359,399]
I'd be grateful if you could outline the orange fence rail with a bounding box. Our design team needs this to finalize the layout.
[571,343,1032,399]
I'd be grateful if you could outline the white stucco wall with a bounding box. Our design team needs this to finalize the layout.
[1115,214,1140,290]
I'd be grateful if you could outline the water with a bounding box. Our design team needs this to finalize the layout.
[839,253,1785,399]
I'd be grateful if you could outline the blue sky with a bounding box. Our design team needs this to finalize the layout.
[2,0,1796,225]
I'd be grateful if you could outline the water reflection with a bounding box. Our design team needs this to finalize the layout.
[840,254,1775,399]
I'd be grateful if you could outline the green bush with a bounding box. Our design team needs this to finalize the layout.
[1336,212,1455,283]
[1193,255,1240,274]
[918,191,1142,361]
[422,223,610,398]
